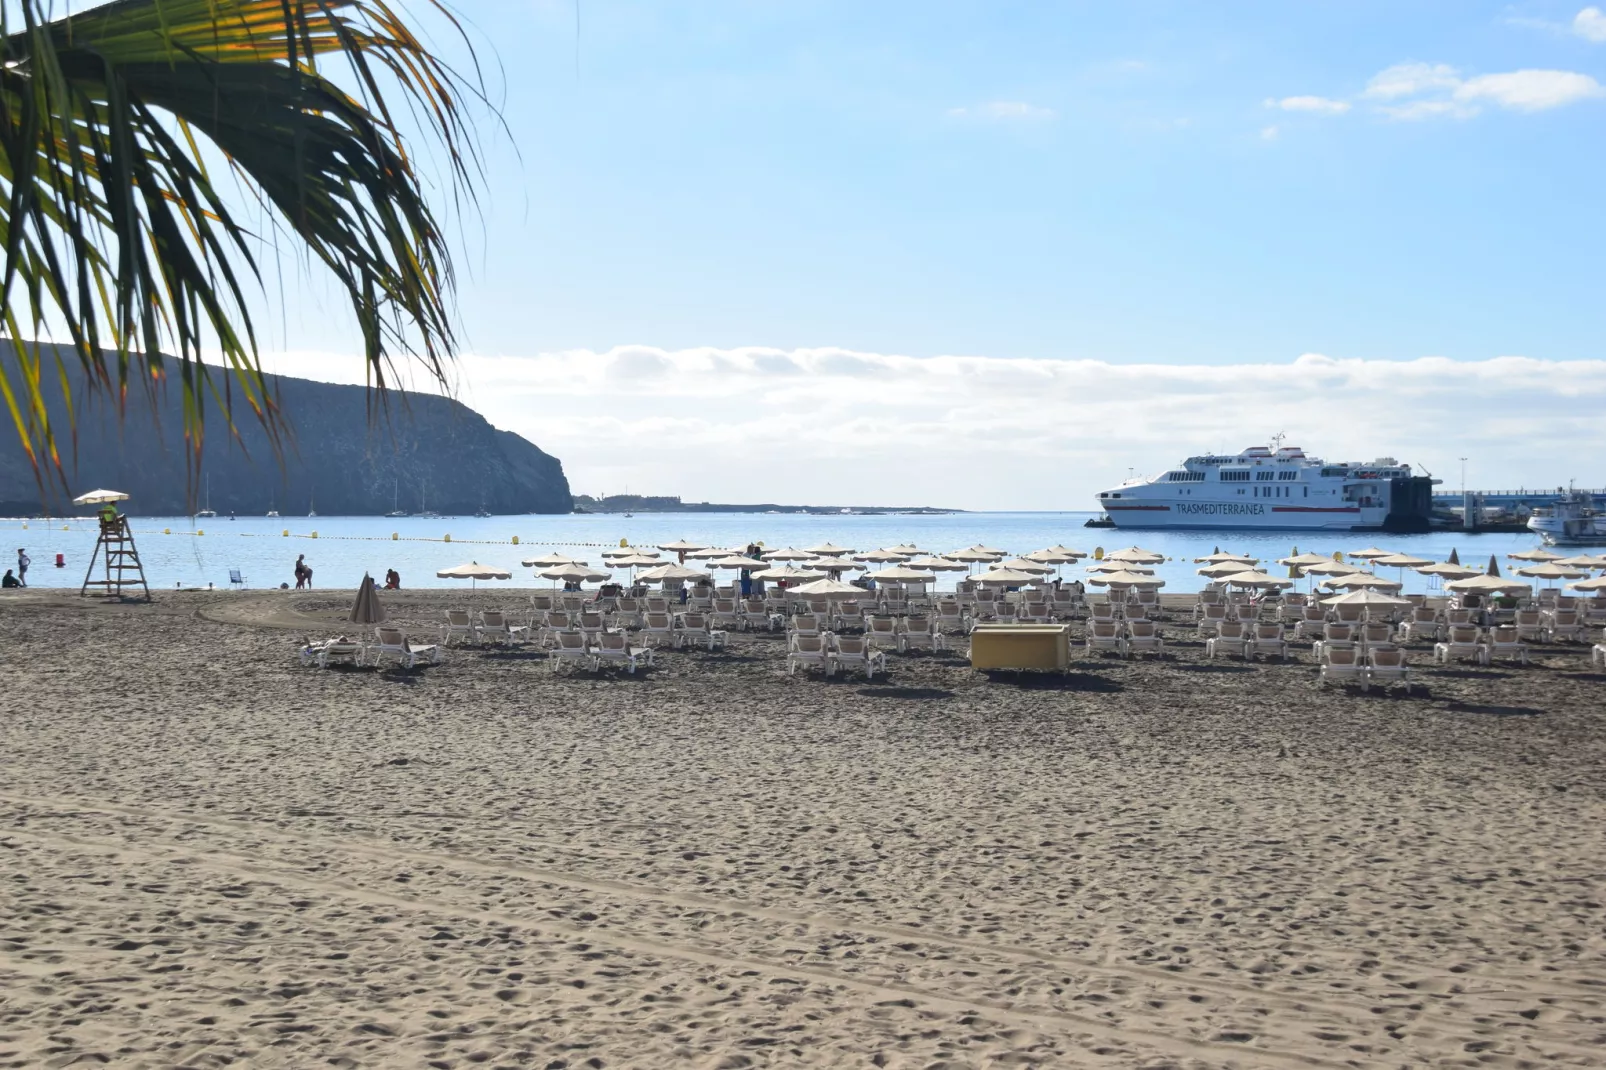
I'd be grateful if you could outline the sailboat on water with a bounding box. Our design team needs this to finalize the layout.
[385,478,407,518]
[196,474,217,518]
[308,489,318,518]
[415,480,440,519]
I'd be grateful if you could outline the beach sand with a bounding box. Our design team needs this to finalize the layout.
[1,588,1603,1068]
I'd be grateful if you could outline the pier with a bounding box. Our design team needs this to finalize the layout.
[1431,488,1606,512]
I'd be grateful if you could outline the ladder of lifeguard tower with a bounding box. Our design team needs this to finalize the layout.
[80,516,151,599]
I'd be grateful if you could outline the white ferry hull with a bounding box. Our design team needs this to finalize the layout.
[1104,500,1388,531]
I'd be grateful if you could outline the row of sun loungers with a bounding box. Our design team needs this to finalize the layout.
[299,627,443,669]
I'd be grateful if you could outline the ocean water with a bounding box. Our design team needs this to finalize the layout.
[0,511,1554,595]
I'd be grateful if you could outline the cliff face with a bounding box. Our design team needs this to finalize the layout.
[0,347,572,516]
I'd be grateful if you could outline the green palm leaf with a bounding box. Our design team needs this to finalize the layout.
[0,0,481,505]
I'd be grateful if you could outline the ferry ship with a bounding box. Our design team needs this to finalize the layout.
[1094,444,1436,532]
[1527,492,1606,546]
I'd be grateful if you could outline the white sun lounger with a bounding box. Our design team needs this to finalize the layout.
[372,627,442,669]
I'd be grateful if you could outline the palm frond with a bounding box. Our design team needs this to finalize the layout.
[0,0,482,506]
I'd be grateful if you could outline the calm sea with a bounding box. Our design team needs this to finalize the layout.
[1,511,1549,595]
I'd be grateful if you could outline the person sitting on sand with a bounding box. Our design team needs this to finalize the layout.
[1,569,18,588]
[384,568,401,590]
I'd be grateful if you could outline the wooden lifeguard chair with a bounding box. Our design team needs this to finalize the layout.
[75,489,151,600]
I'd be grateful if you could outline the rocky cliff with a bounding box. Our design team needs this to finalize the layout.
[0,347,572,516]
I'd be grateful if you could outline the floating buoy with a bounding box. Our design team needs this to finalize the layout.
[1093,547,1105,560]
[619,537,628,547]
[444,533,452,543]
[392,532,399,541]
[282,529,289,537]
[511,535,520,545]
[311,531,318,538]
[163,528,171,535]
[197,529,204,536]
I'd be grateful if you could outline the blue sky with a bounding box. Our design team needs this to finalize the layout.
[262,1,1606,506]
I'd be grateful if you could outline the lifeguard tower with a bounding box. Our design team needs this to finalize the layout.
[75,489,150,600]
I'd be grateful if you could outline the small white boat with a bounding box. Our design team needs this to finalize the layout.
[266,510,280,518]
[1528,492,1606,546]
[196,475,217,517]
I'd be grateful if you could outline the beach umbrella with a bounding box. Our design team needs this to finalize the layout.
[610,553,662,568]
[601,547,658,560]
[1508,548,1562,562]
[1300,559,1365,576]
[1372,553,1433,569]
[811,558,864,573]
[1196,551,1257,564]
[945,548,1000,563]
[539,565,610,584]
[973,567,1049,586]
[804,541,855,556]
[657,539,708,553]
[705,555,768,570]
[438,561,513,590]
[1446,573,1531,594]
[522,552,585,568]
[1321,573,1404,591]
[761,547,816,561]
[967,543,1007,556]
[1086,569,1165,589]
[1514,562,1588,583]
[349,573,388,625]
[789,578,867,598]
[1487,555,1502,577]
[1023,549,1077,564]
[72,488,130,505]
[1106,547,1164,564]
[1087,560,1153,573]
[865,566,933,584]
[1347,546,1395,560]
[1566,575,1606,592]
[1223,570,1294,589]
[1552,554,1606,568]
[995,557,1054,574]
[751,565,828,582]
[1447,547,1461,565]
[688,546,740,559]
[636,563,707,584]
[906,555,967,572]
[1318,588,1412,608]
[1197,561,1256,577]
[1044,544,1087,558]
[1416,562,1481,579]
[883,543,922,555]
[855,549,910,563]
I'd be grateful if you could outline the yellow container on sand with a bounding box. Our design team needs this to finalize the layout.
[969,624,1071,672]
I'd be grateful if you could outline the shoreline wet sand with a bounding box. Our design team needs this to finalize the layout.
[2,589,1603,1068]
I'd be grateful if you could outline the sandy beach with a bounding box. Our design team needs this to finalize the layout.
[2,588,1603,1068]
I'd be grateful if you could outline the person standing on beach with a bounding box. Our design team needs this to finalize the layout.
[16,548,29,587]
[294,553,313,589]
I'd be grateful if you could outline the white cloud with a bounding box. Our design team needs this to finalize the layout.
[1356,60,1605,119]
[1364,62,1463,100]
[1575,6,1606,41]
[948,101,1056,121]
[261,347,1606,511]
[1456,69,1606,111]
[1259,125,1280,141]
[1264,95,1351,115]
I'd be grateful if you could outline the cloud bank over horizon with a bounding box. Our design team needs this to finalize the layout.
[262,347,1606,511]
